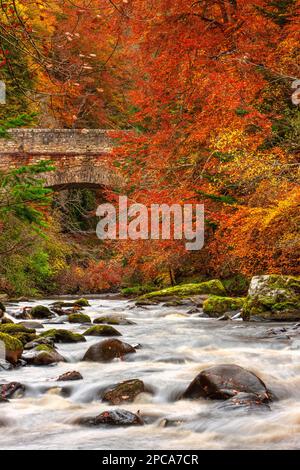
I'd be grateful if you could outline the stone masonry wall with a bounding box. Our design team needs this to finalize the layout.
[0,129,120,188]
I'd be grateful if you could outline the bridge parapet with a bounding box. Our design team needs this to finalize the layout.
[0,129,114,155]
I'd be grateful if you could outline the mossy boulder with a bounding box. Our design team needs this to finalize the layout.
[102,379,145,405]
[68,313,91,324]
[203,296,246,318]
[0,324,36,346]
[40,329,86,343]
[83,325,122,337]
[22,345,66,365]
[139,279,226,301]
[30,305,53,319]
[0,332,23,364]
[93,316,135,325]
[0,324,35,335]
[242,275,300,321]
[74,298,90,307]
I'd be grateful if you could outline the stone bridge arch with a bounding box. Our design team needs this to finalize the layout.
[0,129,121,190]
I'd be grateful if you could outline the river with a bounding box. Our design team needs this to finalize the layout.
[1,295,300,450]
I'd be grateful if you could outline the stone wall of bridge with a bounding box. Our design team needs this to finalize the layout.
[0,129,120,189]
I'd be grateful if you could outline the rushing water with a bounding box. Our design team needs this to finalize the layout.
[1,295,300,450]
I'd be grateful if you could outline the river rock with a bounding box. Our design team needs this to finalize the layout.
[93,315,135,325]
[74,298,90,307]
[75,409,143,426]
[203,296,245,318]
[181,364,272,402]
[18,321,44,329]
[217,392,271,412]
[242,275,300,321]
[68,313,91,324]
[22,346,66,365]
[57,371,83,381]
[24,337,55,350]
[83,339,136,362]
[0,323,35,334]
[45,315,69,324]
[83,325,122,337]
[0,332,23,364]
[13,307,32,320]
[0,382,25,399]
[102,379,145,405]
[40,329,86,343]
[30,305,53,319]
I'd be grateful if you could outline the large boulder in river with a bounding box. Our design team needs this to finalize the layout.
[139,279,226,301]
[75,409,143,426]
[83,339,136,362]
[181,364,272,402]
[102,379,145,405]
[203,296,245,318]
[242,275,300,321]
[0,332,23,364]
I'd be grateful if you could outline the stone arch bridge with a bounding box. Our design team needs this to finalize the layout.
[0,129,121,190]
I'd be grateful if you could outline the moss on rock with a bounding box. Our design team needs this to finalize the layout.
[83,325,122,337]
[30,305,52,319]
[102,379,145,405]
[242,275,300,321]
[74,298,90,307]
[34,344,54,352]
[40,329,86,343]
[0,324,36,345]
[93,316,135,325]
[139,279,226,300]
[68,313,91,324]
[121,285,157,297]
[13,332,37,346]
[203,296,246,317]
[0,324,35,335]
[0,332,23,364]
